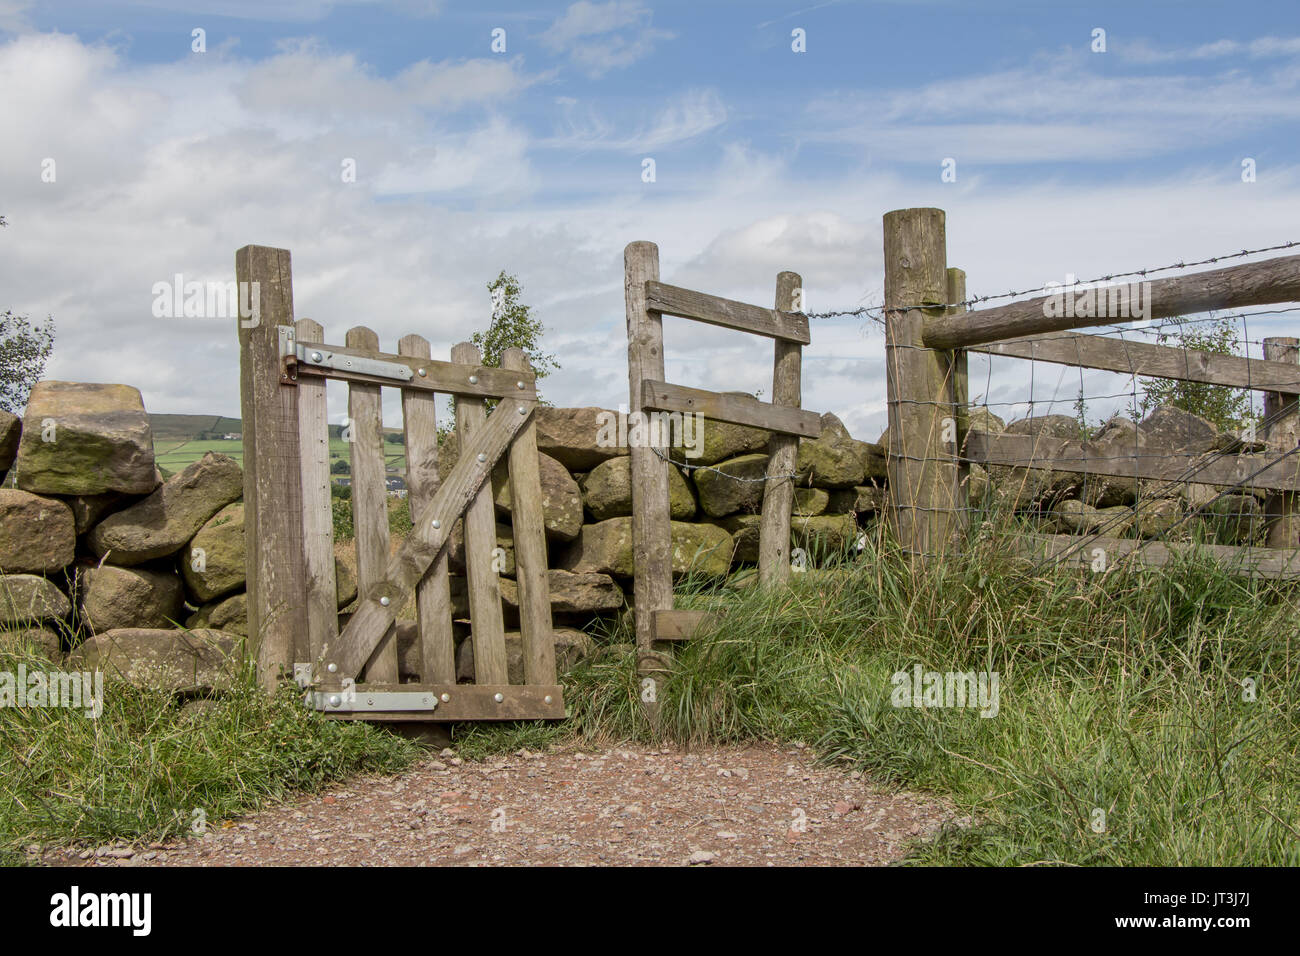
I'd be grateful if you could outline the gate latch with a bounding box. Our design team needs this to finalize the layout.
[278,326,415,384]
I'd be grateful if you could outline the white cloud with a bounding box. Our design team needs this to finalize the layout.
[538,0,672,77]
[543,87,726,151]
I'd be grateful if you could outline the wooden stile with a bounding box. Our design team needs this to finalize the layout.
[641,380,821,438]
[644,280,811,343]
[398,333,456,685]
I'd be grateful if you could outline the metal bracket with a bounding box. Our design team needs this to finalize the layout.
[308,680,438,714]
[293,662,313,688]
[277,326,414,384]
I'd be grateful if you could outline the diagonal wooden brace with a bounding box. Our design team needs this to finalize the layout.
[324,397,535,680]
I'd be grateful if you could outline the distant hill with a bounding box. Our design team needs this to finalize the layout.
[148,414,404,443]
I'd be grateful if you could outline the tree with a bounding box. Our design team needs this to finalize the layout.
[0,310,55,413]
[472,271,559,381]
[1134,316,1255,433]
[330,458,350,474]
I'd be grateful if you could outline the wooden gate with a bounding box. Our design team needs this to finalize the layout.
[237,245,563,721]
[623,241,822,682]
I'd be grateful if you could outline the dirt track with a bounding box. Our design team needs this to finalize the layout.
[38,743,960,867]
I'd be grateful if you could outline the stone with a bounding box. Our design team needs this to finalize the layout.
[851,440,889,481]
[181,502,245,602]
[537,406,627,471]
[1080,417,1142,508]
[0,574,70,626]
[88,453,243,565]
[965,408,1006,435]
[0,626,62,660]
[186,592,247,638]
[497,570,624,615]
[1004,414,1083,441]
[492,451,583,542]
[1132,497,1182,538]
[790,514,859,557]
[0,409,19,480]
[694,453,769,518]
[65,492,125,534]
[448,521,515,576]
[69,628,242,694]
[1206,494,1265,545]
[455,627,594,683]
[720,514,762,563]
[0,489,75,573]
[793,487,829,516]
[558,518,733,578]
[77,565,184,633]
[795,414,867,488]
[335,556,357,608]
[1139,406,1219,455]
[13,382,157,495]
[580,456,696,521]
[827,485,886,514]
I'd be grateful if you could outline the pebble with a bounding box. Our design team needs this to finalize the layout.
[688,850,717,865]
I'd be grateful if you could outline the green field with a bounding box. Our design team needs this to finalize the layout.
[154,437,408,475]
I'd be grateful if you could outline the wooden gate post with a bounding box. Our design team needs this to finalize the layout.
[882,209,960,559]
[946,267,969,541]
[624,241,673,689]
[758,271,803,585]
[1263,336,1300,549]
[236,246,308,691]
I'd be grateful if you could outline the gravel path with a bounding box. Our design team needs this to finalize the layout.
[38,743,959,867]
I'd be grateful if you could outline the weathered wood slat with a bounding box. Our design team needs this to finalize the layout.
[294,319,339,676]
[398,334,455,684]
[970,332,1300,392]
[645,280,811,344]
[502,348,556,686]
[1263,337,1300,549]
[626,243,674,685]
[291,344,537,400]
[326,684,565,721]
[640,379,822,438]
[327,396,530,680]
[924,253,1300,349]
[964,430,1300,493]
[652,609,716,641]
[346,326,397,683]
[236,246,307,690]
[452,341,508,686]
[1022,533,1300,579]
[758,271,804,585]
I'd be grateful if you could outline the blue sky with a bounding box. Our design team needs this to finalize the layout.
[3,0,1299,437]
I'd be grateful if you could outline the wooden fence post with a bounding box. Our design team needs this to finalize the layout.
[1263,336,1300,549]
[758,271,802,585]
[946,267,969,543]
[882,209,958,559]
[236,245,307,691]
[624,241,673,690]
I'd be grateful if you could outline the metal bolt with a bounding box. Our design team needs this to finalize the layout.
[494,693,504,703]
[518,406,526,415]
[310,351,323,362]
[477,452,487,463]
[366,698,374,706]
[516,381,525,389]
[544,695,553,705]
[380,596,390,607]
[418,367,427,377]
[441,693,451,702]
[469,374,478,385]
[327,662,338,673]
[431,518,441,530]
[328,695,341,707]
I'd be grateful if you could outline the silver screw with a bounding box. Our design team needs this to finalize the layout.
[469,374,479,385]
[544,695,553,704]
[418,368,427,377]
[518,406,526,415]
[494,693,504,703]
[380,596,390,607]
[327,662,338,673]
[366,698,374,706]
[516,381,525,389]
[310,350,323,362]
[440,693,451,702]
[477,452,487,463]
[431,519,441,530]
[328,695,341,707]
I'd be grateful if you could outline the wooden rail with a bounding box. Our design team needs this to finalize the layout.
[1023,534,1300,579]
[640,380,822,437]
[644,281,811,343]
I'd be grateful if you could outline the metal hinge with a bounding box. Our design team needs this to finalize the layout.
[277,325,415,384]
[306,679,438,713]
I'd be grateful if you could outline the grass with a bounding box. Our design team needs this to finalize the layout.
[153,437,407,475]
[0,637,419,864]
[454,517,1300,866]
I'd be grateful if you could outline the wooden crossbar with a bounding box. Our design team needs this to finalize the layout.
[640,380,822,437]
[286,342,537,399]
[1021,533,1300,579]
[645,281,811,343]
